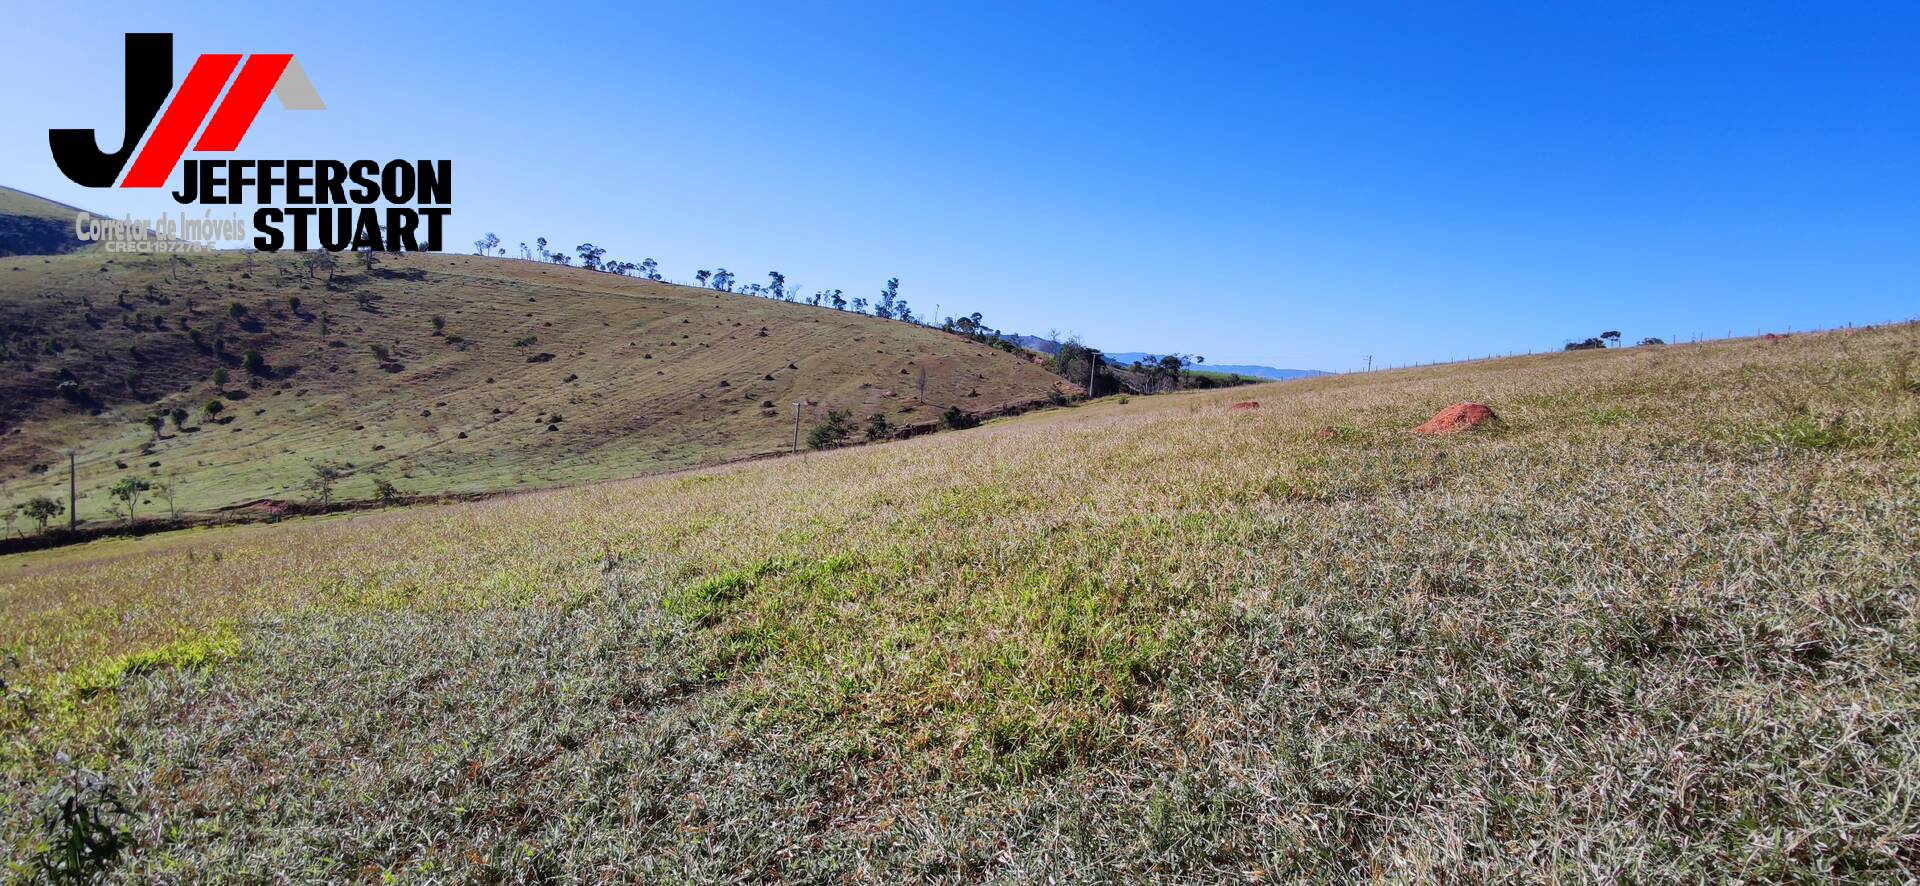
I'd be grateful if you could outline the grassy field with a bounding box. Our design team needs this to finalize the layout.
[2,323,1917,880]
[0,245,1069,516]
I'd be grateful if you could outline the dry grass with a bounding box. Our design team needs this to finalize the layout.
[2,323,1917,880]
[0,248,1066,514]
[0,187,98,225]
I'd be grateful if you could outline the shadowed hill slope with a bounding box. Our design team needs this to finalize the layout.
[0,249,1073,514]
[0,186,103,257]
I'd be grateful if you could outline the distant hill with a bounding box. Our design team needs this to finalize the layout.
[1002,334,1327,380]
[0,248,1073,515]
[0,186,103,257]
[1005,333,1063,355]
[1100,352,1328,380]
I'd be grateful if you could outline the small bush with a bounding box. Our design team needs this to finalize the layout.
[807,410,854,449]
[942,406,979,430]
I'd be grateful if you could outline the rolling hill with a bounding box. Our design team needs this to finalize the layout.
[1102,352,1329,380]
[0,247,1074,516]
[1006,335,1327,380]
[1190,362,1326,380]
[2,323,1914,878]
[0,186,102,257]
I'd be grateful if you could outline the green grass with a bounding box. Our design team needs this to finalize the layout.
[65,630,239,701]
[1,322,1917,880]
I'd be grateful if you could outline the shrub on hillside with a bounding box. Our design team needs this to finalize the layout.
[21,496,63,531]
[807,411,854,449]
[942,406,979,430]
[302,460,347,507]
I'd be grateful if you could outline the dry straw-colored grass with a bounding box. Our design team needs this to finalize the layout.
[3,323,1917,880]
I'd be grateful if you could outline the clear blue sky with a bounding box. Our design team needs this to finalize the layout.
[6,1,1916,370]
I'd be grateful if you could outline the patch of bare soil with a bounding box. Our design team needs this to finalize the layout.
[1414,402,1497,434]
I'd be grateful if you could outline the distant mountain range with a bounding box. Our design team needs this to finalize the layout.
[1099,353,1328,381]
[1002,335,1327,381]
[1004,334,1067,354]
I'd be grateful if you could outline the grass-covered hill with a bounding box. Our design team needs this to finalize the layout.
[0,186,101,258]
[0,248,1073,515]
[3,323,1916,879]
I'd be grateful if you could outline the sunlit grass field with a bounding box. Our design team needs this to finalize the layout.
[3,323,1917,880]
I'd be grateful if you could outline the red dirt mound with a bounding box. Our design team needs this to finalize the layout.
[1229,401,1260,410]
[1415,402,1497,435]
[1764,333,1791,342]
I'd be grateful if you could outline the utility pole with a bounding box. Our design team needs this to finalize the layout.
[1086,349,1099,398]
[792,402,802,453]
[1364,355,1373,372]
[67,450,77,531]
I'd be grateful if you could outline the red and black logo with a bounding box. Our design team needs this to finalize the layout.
[51,33,450,252]
[51,33,324,189]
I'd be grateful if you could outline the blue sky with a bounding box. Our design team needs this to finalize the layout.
[5,1,1916,370]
